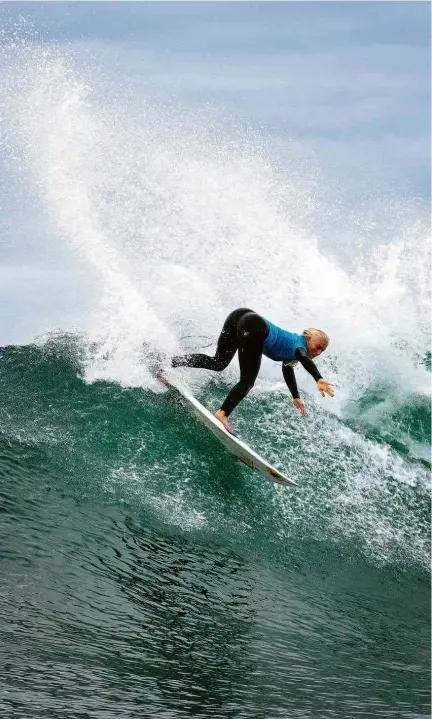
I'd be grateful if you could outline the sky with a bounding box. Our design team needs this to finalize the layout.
[0,1,430,344]
[2,1,429,193]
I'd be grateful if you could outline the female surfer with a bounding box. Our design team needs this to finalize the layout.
[171,308,334,432]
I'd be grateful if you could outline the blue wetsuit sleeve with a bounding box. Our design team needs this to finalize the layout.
[282,362,300,399]
[294,347,322,382]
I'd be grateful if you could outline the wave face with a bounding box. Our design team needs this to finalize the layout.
[0,341,430,718]
[1,340,430,568]
[1,23,430,719]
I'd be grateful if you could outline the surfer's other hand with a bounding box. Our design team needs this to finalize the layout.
[317,379,334,398]
[293,398,306,416]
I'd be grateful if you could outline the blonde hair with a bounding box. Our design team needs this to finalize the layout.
[303,328,330,348]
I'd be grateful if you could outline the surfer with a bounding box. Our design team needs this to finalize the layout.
[171,308,334,431]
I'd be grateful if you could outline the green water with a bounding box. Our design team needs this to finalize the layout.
[0,342,430,718]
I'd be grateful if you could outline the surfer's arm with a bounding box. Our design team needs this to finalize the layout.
[294,348,334,398]
[282,362,307,415]
[282,362,300,399]
[294,347,322,381]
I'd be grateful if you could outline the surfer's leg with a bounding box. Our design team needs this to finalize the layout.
[218,312,267,416]
[171,308,252,371]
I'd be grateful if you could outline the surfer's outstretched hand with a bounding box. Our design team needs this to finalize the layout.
[317,379,334,398]
[293,398,307,416]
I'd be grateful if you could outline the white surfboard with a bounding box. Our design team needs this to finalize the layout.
[163,375,297,487]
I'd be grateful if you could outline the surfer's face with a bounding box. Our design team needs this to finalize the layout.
[307,337,327,358]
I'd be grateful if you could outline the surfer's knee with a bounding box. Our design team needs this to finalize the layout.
[213,358,230,371]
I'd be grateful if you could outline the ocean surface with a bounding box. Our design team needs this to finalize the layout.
[1,13,431,719]
[1,338,430,718]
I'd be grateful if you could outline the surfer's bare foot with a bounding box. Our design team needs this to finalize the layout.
[215,409,229,426]
[215,409,235,434]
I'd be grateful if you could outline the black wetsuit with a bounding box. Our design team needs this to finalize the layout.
[171,308,322,417]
